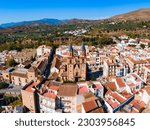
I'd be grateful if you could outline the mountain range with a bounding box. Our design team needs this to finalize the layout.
[110,8,150,21]
[0,19,69,28]
[0,8,150,28]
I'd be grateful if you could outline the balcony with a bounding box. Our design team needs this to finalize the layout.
[40,102,55,109]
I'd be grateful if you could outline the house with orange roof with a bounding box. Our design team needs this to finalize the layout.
[77,81,104,98]
[105,91,134,113]
[126,56,149,78]
[21,81,40,112]
[129,99,145,112]
[39,90,59,113]
[82,99,104,113]
[11,68,31,86]
[58,85,77,113]
[125,73,144,93]
[111,77,131,93]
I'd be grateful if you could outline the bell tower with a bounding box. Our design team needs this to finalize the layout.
[80,42,86,57]
[68,44,73,57]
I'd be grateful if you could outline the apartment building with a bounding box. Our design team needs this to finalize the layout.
[2,67,14,83]
[39,86,59,113]
[77,81,104,98]
[58,85,77,113]
[21,81,40,112]
[37,45,51,57]
[12,49,36,63]
[105,90,134,113]
[143,65,150,84]
[126,56,149,78]
[11,68,30,86]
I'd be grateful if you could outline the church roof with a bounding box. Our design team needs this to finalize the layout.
[68,44,73,51]
[81,42,85,51]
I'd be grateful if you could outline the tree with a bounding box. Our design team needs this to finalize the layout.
[31,56,36,62]
[140,44,145,49]
[91,76,96,81]
[99,37,113,46]
[6,58,17,67]
[0,82,9,89]
[148,43,150,48]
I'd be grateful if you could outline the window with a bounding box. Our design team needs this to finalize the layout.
[18,78,21,82]
[25,79,28,83]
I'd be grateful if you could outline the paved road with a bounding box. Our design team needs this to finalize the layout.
[44,47,56,79]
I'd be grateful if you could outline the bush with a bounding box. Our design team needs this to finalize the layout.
[6,59,17,67]
[63,80,75,83]
[4,96,18,105]
[91,76,96,81]
[0,82,9,89]
[0,107,4,113]
[140,44,145,49]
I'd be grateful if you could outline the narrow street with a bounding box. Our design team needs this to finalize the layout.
[44,47,56,79]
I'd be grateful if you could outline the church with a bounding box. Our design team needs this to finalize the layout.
[59,43,87,82]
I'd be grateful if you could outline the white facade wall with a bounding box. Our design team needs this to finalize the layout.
[141,91,150,104]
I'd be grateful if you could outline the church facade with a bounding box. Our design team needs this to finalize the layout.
[59,43,87,82]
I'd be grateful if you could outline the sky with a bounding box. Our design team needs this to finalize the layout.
[0,0,150,24]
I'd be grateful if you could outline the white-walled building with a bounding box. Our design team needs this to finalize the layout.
[37,45,51,57]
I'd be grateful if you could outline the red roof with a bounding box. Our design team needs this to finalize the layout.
[121,90,132,99]
[94,83,103,89]
[49,86,59,91]
[79,86,89,94]
[131,73,142,82]
[107,99,120,109]
[111,92,126,103]
[82,100,98,112]
[25,81,39,93]
[106,82,117,91]
[132,89,137,94]
[116,78,126,88]
[130,99,145,111]
[43,92,56,99]
[128,83,135,87]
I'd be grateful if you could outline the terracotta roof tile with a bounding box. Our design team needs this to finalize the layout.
[105,82,117,91]
[116,78,126,88]
[111,92,126,103]
[49,86,59,91]
[12,72,28,78]
[25,81,39,93]
[107,99,120,109]
[94,83,103,89]
[79,86,89,94]
[82,100,98,113]
[43,92,57,99]
[58,85,77,96]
